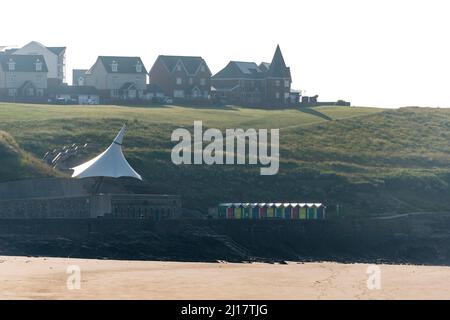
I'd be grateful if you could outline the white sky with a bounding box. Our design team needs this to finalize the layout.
[2,0,450,107]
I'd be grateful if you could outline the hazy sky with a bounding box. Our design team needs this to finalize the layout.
[3,0,450,107]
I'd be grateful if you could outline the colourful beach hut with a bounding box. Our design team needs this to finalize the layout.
[284,204,293,219]
[316,204,326,220]
[299,204,307,220]
[233,203,243,219]
[258,203,267,219]
[306,204,316,220]
[275,203,284,219]
[218,204,229,219]
[226,204,234,219]
[251,204,259,219]
[242,203,251,219]
[290,204,300,219]
[266,203,275,219]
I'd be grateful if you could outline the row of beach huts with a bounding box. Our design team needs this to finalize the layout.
[217,203,326,220]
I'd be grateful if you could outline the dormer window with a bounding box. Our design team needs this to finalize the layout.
[136,61,142,73]
[111,60,118,72]
[8,59,15,71]
[176,64,182,72]
[35,59,43,72]
[200,65,206,72]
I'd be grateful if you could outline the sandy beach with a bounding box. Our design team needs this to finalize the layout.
[1,256,450,300]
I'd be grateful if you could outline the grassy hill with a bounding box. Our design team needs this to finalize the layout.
[1,103,450,216]
[0,130,60,181]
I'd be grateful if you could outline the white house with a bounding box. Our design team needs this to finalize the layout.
[11,41,66,84]
[84,56,147,101]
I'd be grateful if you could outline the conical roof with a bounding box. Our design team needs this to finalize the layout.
[71,125,142,180]
[267,45,291,78]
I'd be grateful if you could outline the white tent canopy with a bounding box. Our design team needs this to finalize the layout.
[71,125,142,180]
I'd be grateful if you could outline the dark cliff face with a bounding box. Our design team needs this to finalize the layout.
[0,215,449,266]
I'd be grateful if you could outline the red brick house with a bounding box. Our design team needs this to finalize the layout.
[211,45,292,106]
[149,55,212,101]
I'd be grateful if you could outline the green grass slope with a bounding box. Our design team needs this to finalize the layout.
[1,103,449,216]
[0,130,60,182]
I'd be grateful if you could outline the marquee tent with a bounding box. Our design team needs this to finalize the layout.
[71,125,142,180]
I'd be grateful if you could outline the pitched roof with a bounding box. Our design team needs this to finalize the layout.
[94,56,147,74]
[212,61,265,79]
[47,47,66,55]
[157,55,210,75]
[213,46,292,80]
[267,45,291,79]
[0,54,48,72]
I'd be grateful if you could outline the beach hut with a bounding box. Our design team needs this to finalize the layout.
[266,203,275,219]
[258,203,267,219]
[275,203,284,219]
[299,204,307,220]
[242,203,251,219]
[316,204,326,220]
[233,203,243,219]
[307,204,316,220]
[290,203,300,219]
[251,203,259,219]
[226,205,234,219]
[218,204,229,219]
[284,203,293,219]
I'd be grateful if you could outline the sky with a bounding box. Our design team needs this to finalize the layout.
[2,0,450,107]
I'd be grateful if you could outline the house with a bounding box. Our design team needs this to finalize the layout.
[84,56,147,102]
[48,85,99,105]
[211,45,292,106]
[10,41,66,85]
[0,53,48,100]
[72,69,88,86]
[149,55,212,101]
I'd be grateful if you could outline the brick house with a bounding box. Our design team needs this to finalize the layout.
[84,56,147,102]
[149,55,211,101]
[211,45,292,106]
[0,53,48,100]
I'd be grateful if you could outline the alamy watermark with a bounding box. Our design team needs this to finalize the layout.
[171,121,280,176]
[66,265,81,290]
[366,265,382,290]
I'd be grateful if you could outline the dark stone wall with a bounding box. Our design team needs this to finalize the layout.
[0,214,449,265]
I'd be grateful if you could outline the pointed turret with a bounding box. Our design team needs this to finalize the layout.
[71,124,142,180]
[267,45,291,78]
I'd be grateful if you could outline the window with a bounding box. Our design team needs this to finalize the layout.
[111,61,118,72]
[276,92,280,99]
[285,80,290,88]
[35,59,43,72]
[8,89,17,97]
[276,80,280,87]
[284,92,290,99]
[176,64,182,72]
[136,62,142,73]
[78,77,84,86]
[8,59,15,71]
[200,78,206,86]
[200,65,206,72]
[174,90,185,98]
[176,77,182,85]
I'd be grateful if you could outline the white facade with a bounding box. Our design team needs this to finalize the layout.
[13,41,65,82]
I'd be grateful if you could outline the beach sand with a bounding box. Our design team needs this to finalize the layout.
[1,256,450,300]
